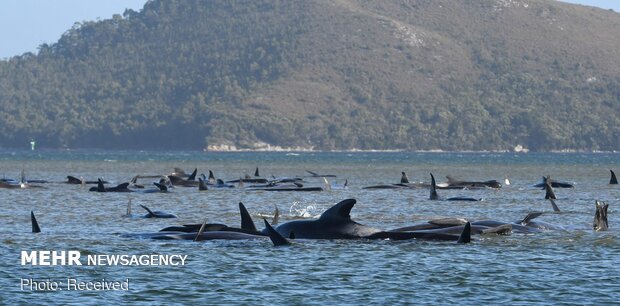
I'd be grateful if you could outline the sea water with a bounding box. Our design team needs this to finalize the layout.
[1,150,618,304]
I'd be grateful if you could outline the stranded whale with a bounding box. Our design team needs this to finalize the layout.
[272,199,471,242]
[430,173,481,202]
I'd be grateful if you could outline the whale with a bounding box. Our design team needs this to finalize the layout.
[130,200,470,243]
[362,172,430,189]
[18,170,48,184]
[533,176,574,188]
[226,167,269,184]
[67,175,108,185]
[430,173,481,201]
[128,175,145,189]
[170,167,191,178]
[391,214,542,234]
[0,181,24,189]
[305,170,337,178]
[168,168,198,187]
[362,172,418,189]
[158,202,269,236]
[138,182,171,193]
[247,182,323,192]
[362,184,407,190]
[610,170,618,185]
[89,179,133,192]
[445,176,501,189]
[136,203,270,240]
[149,231,267,241]
[0,178,46,189]
[392,223,512,236]
[212,179,235,188]
[140,204,177,218]
[271,199,471,242]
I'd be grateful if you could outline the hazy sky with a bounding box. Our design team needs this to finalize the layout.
[0,0,618,59]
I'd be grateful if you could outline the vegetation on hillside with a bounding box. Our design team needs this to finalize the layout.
[1,0,619,151]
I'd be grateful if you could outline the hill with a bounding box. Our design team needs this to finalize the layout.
[1,0,619,151]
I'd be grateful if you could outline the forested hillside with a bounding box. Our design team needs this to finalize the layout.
[1,0,619,151]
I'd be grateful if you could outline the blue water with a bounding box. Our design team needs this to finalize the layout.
[1,150,619,304]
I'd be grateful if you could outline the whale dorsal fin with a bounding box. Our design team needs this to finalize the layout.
[140,204,156,217]
[610,170,618,185]
[207,170,216,184]
[263,219,289,246]
[344,179,348,187]
[401,171,409,184]
[154,182,168,192]
[319,199,356,221]
[97,178,106,192]
[216,179,225,185]
[239,202,257,232]
[198,178,208,191]
[188,168,197,181]
[254,167,260,177]
[31,211,41,233]
[272,205,280,226]
[457,222,471,243]
[429,173,439,200]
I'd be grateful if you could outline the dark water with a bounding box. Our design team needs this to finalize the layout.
[1,150,619,304]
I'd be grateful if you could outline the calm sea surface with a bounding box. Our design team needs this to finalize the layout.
[1,150,619,304]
